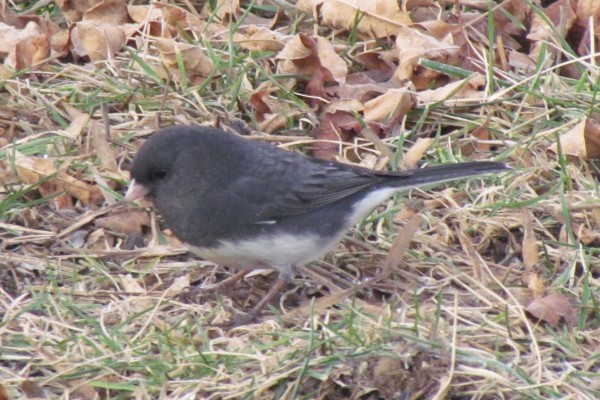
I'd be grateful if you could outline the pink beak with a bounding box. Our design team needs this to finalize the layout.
[124,179,150,201]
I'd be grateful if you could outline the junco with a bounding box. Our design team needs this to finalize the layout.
[125,125,508,320]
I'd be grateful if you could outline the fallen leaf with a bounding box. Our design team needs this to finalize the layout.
[311,110,360,159]
[526,292,578,327]
[0,20,43,54]
[207,0,241,22]
[298,0,412,39]
[95,211,149,234]
[20,381,46,399]
[14,33,50,69]
[416,74,486,105]
[14,152,103,206]
[156,38,215,85]
[384,214,423,270]
[119,274,145,293]
[55,0,99,23]
[364,87,414,123]
[89,121,118,171]
[83,0,129,25]
[163,275,190,298]
[235,25,287,52]
[277,33,347,87]
[72,21,126,61]
[528,0,576,63]
[63,112,90,140]
[548,118,600,160]
[522,212,539,270]
[401,138,432,169]
[524,272,546,298]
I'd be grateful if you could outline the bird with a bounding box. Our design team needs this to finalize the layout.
[125,125,509,322]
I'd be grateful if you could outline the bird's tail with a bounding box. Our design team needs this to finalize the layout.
[384,161,510,190]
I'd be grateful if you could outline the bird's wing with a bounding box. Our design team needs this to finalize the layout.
[230,148,411,220]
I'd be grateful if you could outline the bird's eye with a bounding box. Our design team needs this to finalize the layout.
[152,169,167,180]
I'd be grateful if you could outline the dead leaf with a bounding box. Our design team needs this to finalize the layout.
[522,212,539,270]
[394,24,459,81]
[524,272,546,299]
[235,25,287,52]
[14,34,50,69]
[416,74,486,105]
[384,214,423,270]
[119,274,145,293]
[163,275,190,298]
[20,381,46,399]
[206,0,241,22]
[0,20,43,54]
[277,33,347,87]
[82,0,129,25]
[548,118,600,160]
[156,38,215,85]
[298,0,412,39]
[95,211,149,234]
[311,110,361,159]
[528,0,576,63]
[14,152,103,206]
[526,292,578,327]
[71,381,98,400]
[72,21,126,61]
[63,113,90,140]
[364,87,414,123]
[401,138,432,169]
[89,122,118,171]
[55,0,99,23]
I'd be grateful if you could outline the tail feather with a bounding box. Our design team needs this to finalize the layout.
[384,161,509,190]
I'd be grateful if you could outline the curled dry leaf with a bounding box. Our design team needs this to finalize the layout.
[89,121,118,171]
[95,210,150,234]
[298,0,411,39]
[461,123,491,157]
[0,20,43,54]
[548,117,600,160]
[401,138,433,169]
[277,34,347,85]
[234,25,287,52]
[524,272,546,299]
[384,214,423,271]
[163,275,190,298]
[528,0,576,63]
[156,38,215,85]
[63,112,90,140]
[526,292,578,327]
[14,34,50,69]
[396,25,458,63]
[55,0,100,23]
[206,0,241,22]
[311,110,360,160]
[82,0,129,25]
[416,74,486,105]
[522,212,539,270]
[14,152,103,206]
[72,21,126,61]
[363,87,415,123]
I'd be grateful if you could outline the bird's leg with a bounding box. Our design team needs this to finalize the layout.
[248,277,287,317]
[227,277,288,327]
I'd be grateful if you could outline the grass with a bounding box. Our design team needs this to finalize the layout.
[1,0,600,399]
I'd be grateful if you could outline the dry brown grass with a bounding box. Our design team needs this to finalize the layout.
[1,1,600,399]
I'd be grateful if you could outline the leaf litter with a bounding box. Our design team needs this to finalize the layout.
[0,0,599,399]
